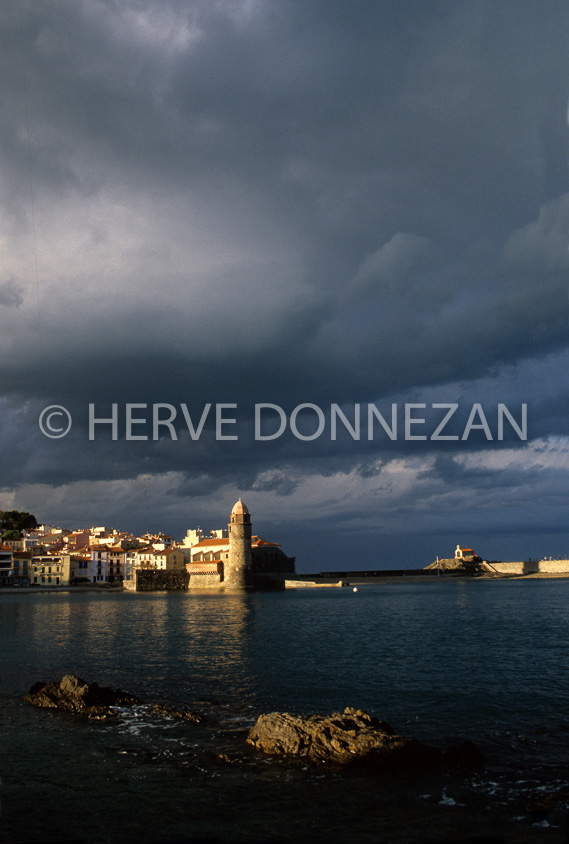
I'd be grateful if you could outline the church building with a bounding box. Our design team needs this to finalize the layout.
[186,499,295,589]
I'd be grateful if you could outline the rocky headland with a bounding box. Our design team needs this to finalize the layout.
[424,555,493,575]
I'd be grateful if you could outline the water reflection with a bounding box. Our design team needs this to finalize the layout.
[29,599,74,651]
[4,580,569,742]
[174,592,258,703]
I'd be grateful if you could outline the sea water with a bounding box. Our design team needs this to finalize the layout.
[2,579,569,843]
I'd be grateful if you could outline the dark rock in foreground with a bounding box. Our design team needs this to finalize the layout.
[24,674,140,719]
[247,707,442,772]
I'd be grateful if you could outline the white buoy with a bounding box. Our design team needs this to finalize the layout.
[353,587,358,592]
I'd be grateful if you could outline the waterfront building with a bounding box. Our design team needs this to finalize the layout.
[0,544,13,585]
[90,545,128,583]
[31,555,65,586]
[65,554,91,582]
[12,552,31,585]
[90,546,110,582]
[124,550,137,583]
[153,548,185,571]
[135,545,157,570]
[190,537,230,563]
[184,499,295,589]
[106,546,126,582]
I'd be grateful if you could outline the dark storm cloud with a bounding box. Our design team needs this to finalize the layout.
[1,0,569,556]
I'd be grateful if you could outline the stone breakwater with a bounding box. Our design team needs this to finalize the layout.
[424,557,569,576]
[490,559,569,575]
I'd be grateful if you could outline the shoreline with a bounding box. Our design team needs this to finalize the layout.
[325,572,569,584]
[2,571,569,594]
[0,585,125,594]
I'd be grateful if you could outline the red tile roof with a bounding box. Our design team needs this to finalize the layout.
[192,538,230,548]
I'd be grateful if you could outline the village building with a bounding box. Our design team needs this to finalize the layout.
[68,553,91,582]
[0,544,13,585]
[124,550,137,583]
[90,545,129,582]
[23,532,65,553]
[32,554,89,586]
[12,551,31,585]
[31,555,65,586]
[455,545,476,559]
[141,533,174,550]
[63,529,91,552]
[3,537,25,551]
[135,545,158,570]
[153,548,186,571]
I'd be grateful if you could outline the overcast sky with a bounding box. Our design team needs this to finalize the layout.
[2,0,569,570]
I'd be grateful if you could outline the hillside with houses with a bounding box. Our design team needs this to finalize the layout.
[0,509,292,588]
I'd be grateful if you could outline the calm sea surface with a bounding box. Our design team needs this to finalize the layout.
[2,580,569,843]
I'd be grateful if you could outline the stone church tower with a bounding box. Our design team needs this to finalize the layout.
[226,499,252,589]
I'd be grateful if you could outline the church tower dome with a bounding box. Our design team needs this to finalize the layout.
[231,498,250,517]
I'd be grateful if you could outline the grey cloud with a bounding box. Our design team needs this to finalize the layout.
[349,233,436,300]
[1,1,569,567]
[252,469,299,496]
[356,460,383,479]
[0,279,24,307]
[502,193,569,274]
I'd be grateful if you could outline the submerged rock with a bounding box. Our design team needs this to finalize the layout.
[153,703,206,723]
[247,707,442,772]
[24,674,140,718]
[442,740,485,771]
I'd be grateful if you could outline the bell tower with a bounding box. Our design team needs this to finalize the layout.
[226,498,252,589]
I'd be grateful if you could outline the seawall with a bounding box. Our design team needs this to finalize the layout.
[125,570,289,591]
[488,559,569,575]
[128,570,190,591]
